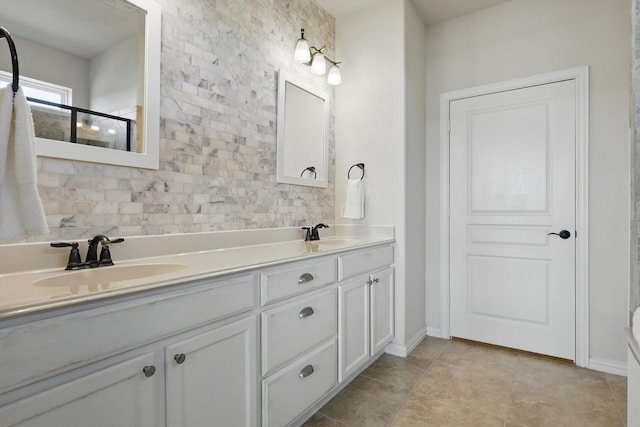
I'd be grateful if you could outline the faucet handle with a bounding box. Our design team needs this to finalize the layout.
[98,237,125,266]
[50,241,82,270]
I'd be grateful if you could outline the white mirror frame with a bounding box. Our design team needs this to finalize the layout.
[34,0,161,170]
[276,70,329,188]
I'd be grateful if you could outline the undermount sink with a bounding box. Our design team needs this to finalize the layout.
[313,238,362,247]
[33,263,188,289]
[299,239,363,254]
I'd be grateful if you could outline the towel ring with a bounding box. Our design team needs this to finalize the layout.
[300,166,317,179]
[0,26,19,93]
[348,163,365,180]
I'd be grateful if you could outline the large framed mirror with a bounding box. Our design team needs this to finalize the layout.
[0,0,160,169]
[276,70,329,188]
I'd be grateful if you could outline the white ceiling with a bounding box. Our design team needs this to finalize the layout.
[316,0,511,27]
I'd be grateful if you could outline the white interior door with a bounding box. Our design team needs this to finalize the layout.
[449,80,576,360]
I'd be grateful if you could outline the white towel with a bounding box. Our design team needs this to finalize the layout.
[633,307,640,344]
[0,86,49,239]
[342,178,364,219]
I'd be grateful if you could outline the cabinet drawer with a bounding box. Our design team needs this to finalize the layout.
[338,245,393,281]
[262,339,337,427]
[0,274,257,394]
[261,257,337,305]
[262,290,336,374]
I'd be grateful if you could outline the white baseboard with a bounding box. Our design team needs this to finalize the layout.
[426,326,444,338]
[385,326,427,357]
[588,357,627,376]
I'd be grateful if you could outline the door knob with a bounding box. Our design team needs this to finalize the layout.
[547,230,571,239]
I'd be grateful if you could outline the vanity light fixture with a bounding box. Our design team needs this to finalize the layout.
[327,60,342,85]
[294,28,341,86]
[310,47,326,75]
[294,29,311,63]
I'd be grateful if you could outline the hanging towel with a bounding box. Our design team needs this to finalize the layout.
[342,178,364,219]
[0,86,49,239]
[633,307,640,344]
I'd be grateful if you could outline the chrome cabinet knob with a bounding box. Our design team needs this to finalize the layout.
[298,273,314,284]
[299,364,315,378]
[174,353,186,364]
[142,365,156,377]
[299,307,315,318]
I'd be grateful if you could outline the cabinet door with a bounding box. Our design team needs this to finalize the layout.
[0,352,160,427]
[166,316,258,427]
[337,278,369,382]
[370,267,394,355]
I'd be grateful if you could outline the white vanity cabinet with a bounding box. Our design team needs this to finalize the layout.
[0,239,396,427]
[337,246,394,382]
[0,274,258,427]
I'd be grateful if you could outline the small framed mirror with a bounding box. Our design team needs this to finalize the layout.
[0,0,161,169]
[276,70,329,188]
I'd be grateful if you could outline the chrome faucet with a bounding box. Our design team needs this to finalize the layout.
[301,223,329,241]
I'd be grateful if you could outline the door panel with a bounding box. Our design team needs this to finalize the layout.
[0,352,159,427]
[370,268,394,356]
[165,316,257,427]
[468,255,550,324]
[450,80,576,360]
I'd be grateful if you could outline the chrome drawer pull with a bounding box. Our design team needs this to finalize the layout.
[174,353,186,364]
[299,306,314,318]
[299,364,315,378]
[298,273,314,284]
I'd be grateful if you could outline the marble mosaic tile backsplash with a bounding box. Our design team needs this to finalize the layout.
[1,0,335,243]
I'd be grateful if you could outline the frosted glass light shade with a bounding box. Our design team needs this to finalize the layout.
[294,38,311,63]
[311,52,326,75]
[327,64,341,85]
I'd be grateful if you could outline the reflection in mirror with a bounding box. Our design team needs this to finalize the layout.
[277,71,329,188]
[0,0,160,169]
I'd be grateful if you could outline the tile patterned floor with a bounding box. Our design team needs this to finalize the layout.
[303,337,627,427]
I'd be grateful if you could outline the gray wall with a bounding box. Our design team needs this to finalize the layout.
[0,36,90,109]
[335,0,427,352]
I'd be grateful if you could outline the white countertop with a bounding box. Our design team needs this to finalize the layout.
[0,226,394,320]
